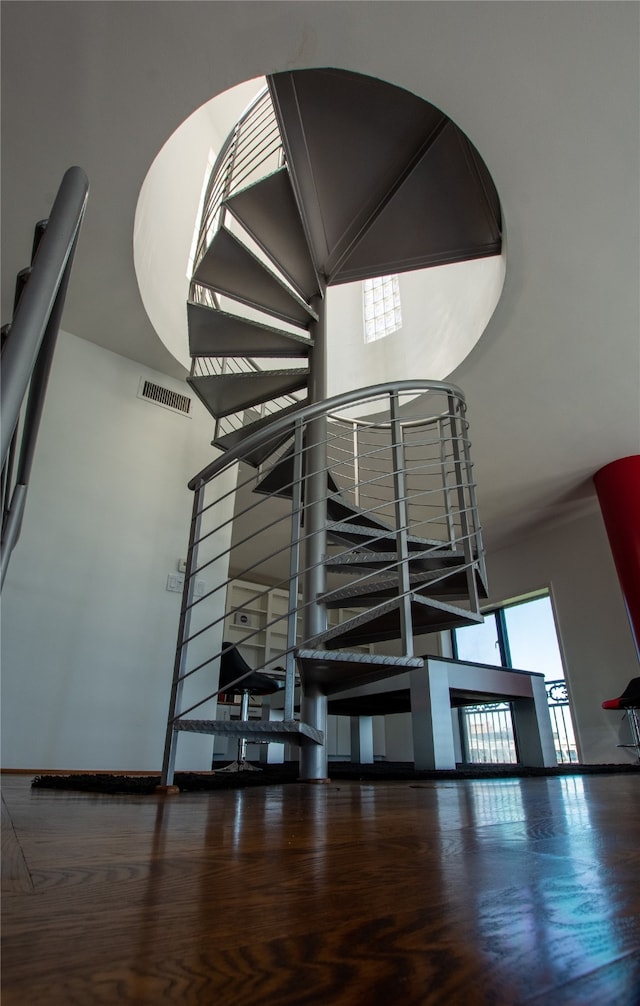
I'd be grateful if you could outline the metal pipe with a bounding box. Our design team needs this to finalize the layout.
[285,419,304,721]
[1,167,88,467]
[300,295,329,781]
[161,485,205,786]
[15,242,76,490]
[0,484,27,589]
[189,380,467,490]
[390,391,414,657]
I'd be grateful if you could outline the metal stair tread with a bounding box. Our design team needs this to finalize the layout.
[212,401,306,465]
[188,301,313,358]
[224,166,321,301]
[325,547,466,572]
[193,226,318,328]
[296,647,424,696]
[321,566,487,606]
[174,718,323,745]
[309,594,483,648]
[189,369,309,419]
[326,519,448,551]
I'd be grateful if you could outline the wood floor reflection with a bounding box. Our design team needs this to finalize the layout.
[2,772,639,1005]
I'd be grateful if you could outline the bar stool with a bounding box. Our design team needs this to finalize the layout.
[217,642,285,772]
[602,677,640,760]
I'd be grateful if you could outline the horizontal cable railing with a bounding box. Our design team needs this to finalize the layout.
[192,87,281,277]
[161,381,485,746]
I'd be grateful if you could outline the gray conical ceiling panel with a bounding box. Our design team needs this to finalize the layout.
[192,227,316,327]
[330,123,502,284]
[268,68,501,283]
[269,69,445,274]
[187,302,312,358]
[188,368,309,419]
[224,168,321,301]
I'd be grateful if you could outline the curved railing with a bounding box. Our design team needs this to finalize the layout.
[162,380,485,756]
[1,167,88,588]
[191,86,281,283]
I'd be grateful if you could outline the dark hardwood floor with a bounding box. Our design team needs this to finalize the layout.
[2,771,639,1005]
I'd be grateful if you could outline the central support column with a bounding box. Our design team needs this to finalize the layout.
[299,294,329,781]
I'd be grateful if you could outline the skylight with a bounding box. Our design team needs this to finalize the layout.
[363,275,402,343]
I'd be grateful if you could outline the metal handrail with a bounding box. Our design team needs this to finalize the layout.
[193,86,279,273]
[1,167,88,466]
[188,379,466,490]
[1,167,88,588]
[161,379,485,782]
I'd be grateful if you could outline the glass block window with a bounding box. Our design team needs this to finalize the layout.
[363,275,402,343]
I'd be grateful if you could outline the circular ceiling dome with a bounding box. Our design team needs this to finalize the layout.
[134,70,505,393]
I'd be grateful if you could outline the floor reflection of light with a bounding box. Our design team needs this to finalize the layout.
[433,778,627,992]
[231,790,245,854]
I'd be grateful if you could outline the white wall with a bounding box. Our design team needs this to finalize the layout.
[485,508,639,764]
[1,331,232,770]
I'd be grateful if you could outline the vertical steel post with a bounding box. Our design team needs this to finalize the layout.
[459,401,486,586]
[160,483,205,786]
[439,414,456,547]
[285,418,304,721]
[390,391,414,657]
[448,394,479,615]
[299,295,329,780]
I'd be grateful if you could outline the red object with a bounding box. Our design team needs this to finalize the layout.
[602,677,640,709]
[593,455,640,658]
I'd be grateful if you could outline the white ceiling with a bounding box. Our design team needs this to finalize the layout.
[2,1,638,551]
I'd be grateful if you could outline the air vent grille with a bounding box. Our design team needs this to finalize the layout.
[138,379,192,416]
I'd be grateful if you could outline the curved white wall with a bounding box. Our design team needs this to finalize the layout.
[326,253,506,399]
[133,79,265,369]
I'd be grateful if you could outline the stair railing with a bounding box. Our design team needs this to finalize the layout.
[161,379,485,782]
[192,86,280,280]
[1,167,88,588]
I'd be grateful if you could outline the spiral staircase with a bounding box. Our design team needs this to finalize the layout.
[160,69,502,784]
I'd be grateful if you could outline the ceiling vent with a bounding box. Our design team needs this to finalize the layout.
[137,378,192,417]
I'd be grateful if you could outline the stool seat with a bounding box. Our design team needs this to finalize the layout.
[602,676,640,710]
[602,677,640,761]
[219,642,284,696]
[217,642,285,772]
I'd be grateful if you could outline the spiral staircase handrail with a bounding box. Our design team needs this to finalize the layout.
[188,379,467,490]
[192,85,278,275]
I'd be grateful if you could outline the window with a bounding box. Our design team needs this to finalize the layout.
[363,275,402,343]
[453,591,578,764]
[453,592,564,680]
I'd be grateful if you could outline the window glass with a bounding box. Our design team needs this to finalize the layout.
[503,595,564,680]
[455,612,500,665]
[363,275,402,342]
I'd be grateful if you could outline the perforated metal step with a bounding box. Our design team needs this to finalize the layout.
[309,594,483,648]
[174,718,323,745]
[321,565,487,607]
